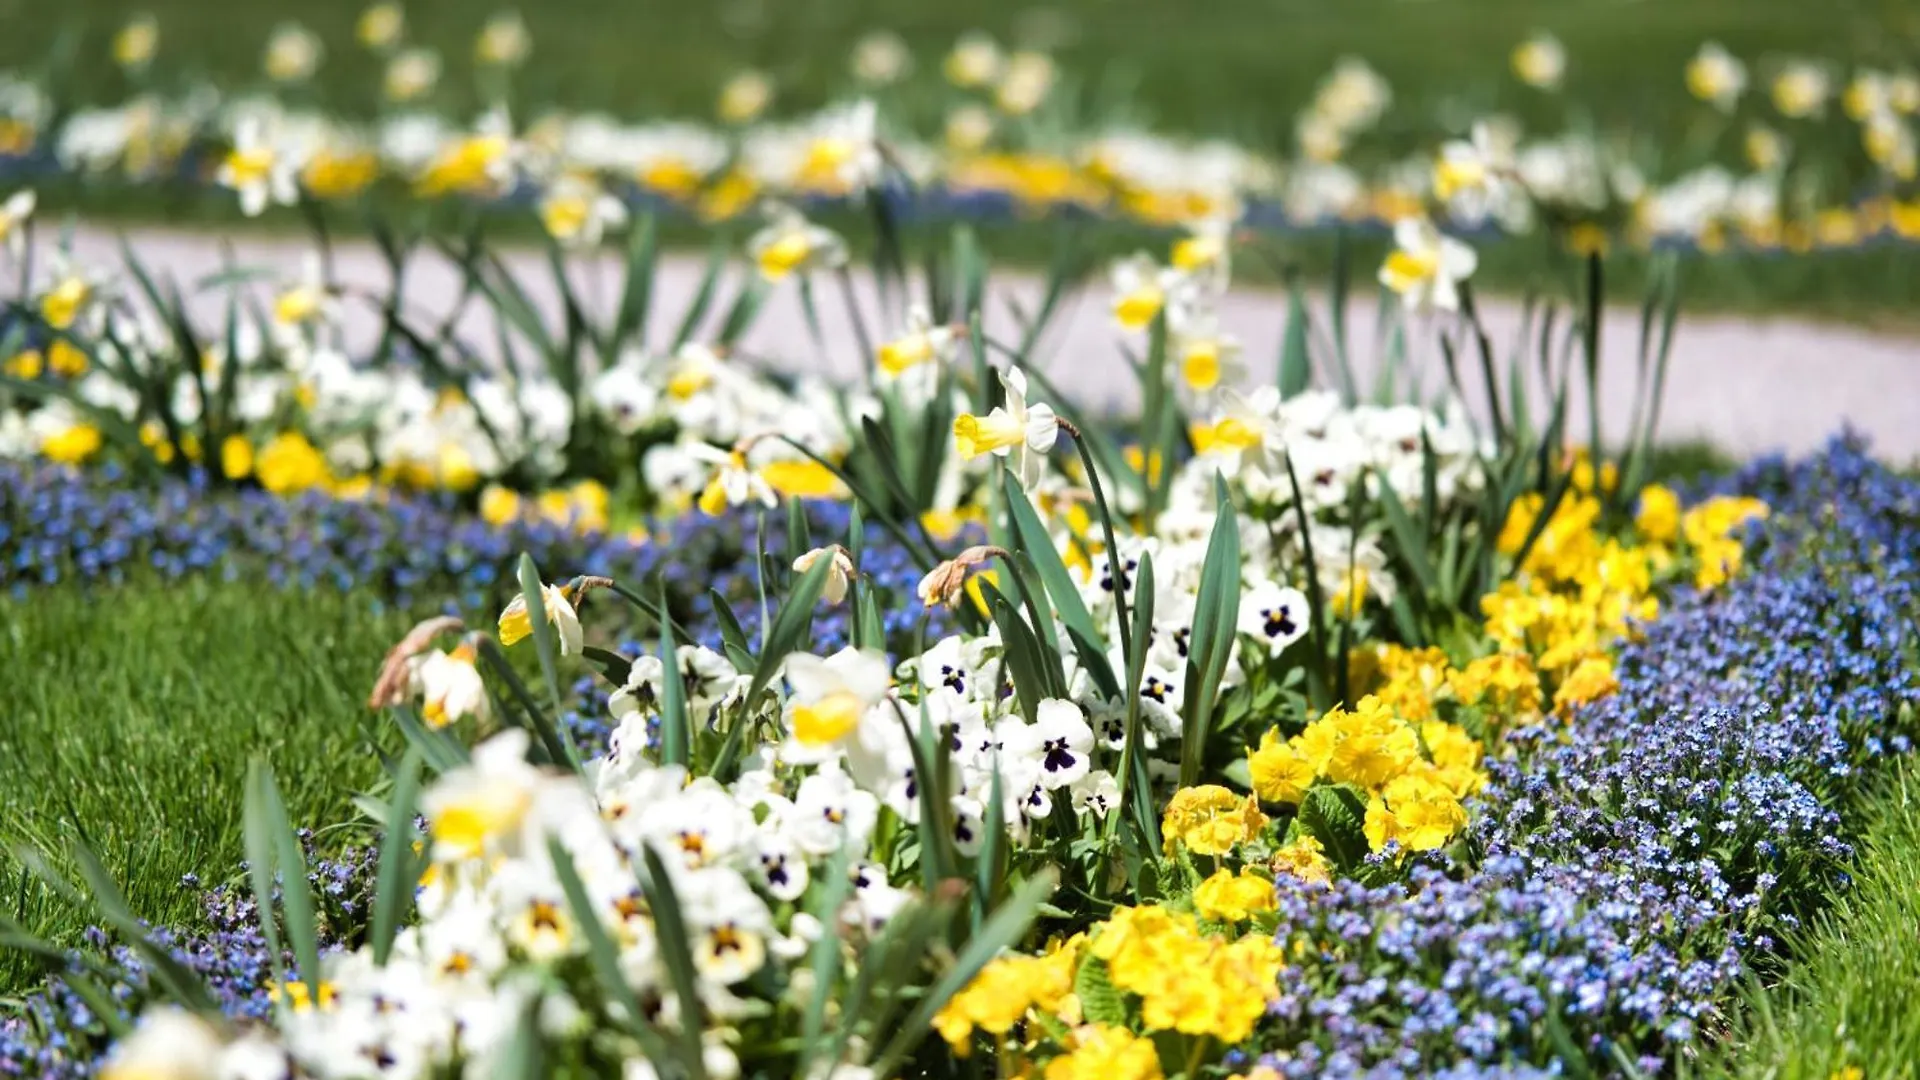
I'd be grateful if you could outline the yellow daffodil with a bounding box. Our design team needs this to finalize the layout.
[944,32,1002,89]
[218,118,298,217]
[1772,62,1831,119]
[40,274,93,331]
[691,444,777,515]
[41,423,103,465]
[953,364,1059,489]
[792,545,856,606]
[784,647,891,746]
[415,108,516,197]
[758,458,849,501]
[422,729,543,860]
[877,304,958,377]
[418,641,488,728]
[1108,252,1169,332]
[497,580,583,654]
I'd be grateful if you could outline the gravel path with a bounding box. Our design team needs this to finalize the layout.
[62,225,1920,462]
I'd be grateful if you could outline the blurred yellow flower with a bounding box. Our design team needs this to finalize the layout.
[358,2,405,50]
[475,11,531,66]
[113,15,159,71]
[718,71,773,124]
[1511,32,1566,91]
[263,23,323,83]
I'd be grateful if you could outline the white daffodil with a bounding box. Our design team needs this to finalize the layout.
[851,31,911,85]
[1237,581,1311,658]
[357,2,404,50]
[797,99,883,193]
[1511,31,1565,91]
[112,15,159,71]
[1434,122,1515,201]
[217,117,298,217]
[783,647,892,749]
[497,580,584,655]
[995,51,1055,116]
[792,545,856,606]
[718,70,773,124]
[1109,252,1171,332]
[384,47,442,103]
[263,22,324,83]
[1772,62,1832,119]
[876,304,958,377]
[746,204,848,282]
[690,443,777,516]
[1378,217,1478,314]
[0,189,34,260]
[416,641,489,728]
[538,172,628,248]
[1170,315,1245,397]
[272,253,336,333]
[98,1007,222,1080]
[421,728,545,861]
[1687,42,1747,113]
[952,365,1059,489]
[944,32,1003,89]
[476,10,531,67]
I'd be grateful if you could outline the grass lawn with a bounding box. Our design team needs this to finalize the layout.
[1697,758,1920,1079]
[0,578,411,997]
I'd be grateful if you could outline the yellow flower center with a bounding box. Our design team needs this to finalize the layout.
[41,278,90,330]
[756,231,815,281]
[878,333,935,376]
[275,286,321,326]
[640,158,704,199]
[429,788,533,859]
[1171,235,1221,272]
[759,459,847,499]
[1381,248,1438,292]
[540,194,592,241]
[792,690,864,745]
[225,146,276,189]
[1112,286,1164,331]
[953,411,1025,459]
[1180,341,1222,392]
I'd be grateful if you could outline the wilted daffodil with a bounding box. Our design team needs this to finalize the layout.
[878,304,960,377]
[745,203,848,281]
[793,545,857,605]
[497,579,583,655]
[218,117,298,217]
[1510,31,1565,91]
[1378,217,1477,314]
[953,365,1060,489]
[263,23,324,83]
[538,173,628,248]
[112,15,159,71]
[1686,42,1747,112]
[417,641,489,728]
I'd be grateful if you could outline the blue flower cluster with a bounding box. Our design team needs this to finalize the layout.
[0,462,960,654]
[1257,435,1920,1078]
[0,843,377,1079]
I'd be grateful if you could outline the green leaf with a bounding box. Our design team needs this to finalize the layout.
[580,645,634,688]
[1299,784,1371,869]
[371,750,424,967]
[1179,474,1242,788]
[547,839,680,1070]
[1001,469,1116,700]
[1278,282,1311,397]
[797,846,857,1079]
[671,239,728,350]
[658,585,692,768]
[638,845,711,1079]
[248,762,324,1006]
[1074,956,1128,1026]
[611,211,659,347]
[515,554,569,721]
[987,591,1048,724]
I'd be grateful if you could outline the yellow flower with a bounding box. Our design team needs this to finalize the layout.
[944,33,1003,89]
[1364,773,1468,853]
[1635,483,1681,544]
[254,431,331,494]
[953,410,1025,459]
[791,691,864,746]
[1194,868,1276,923]
[4,349,42,379]
[497,582,583,654]
[475,11,531,66]
[1772,64,1831,119]
[718,70,773,124]
[357,2,404,50]
[1109,254,1166,331]
[1162,785,1268,857]
[1271,834,1331,886]
[113,15,159,70]
[1511,32,1566,90]
[266,978,337,1013]
[934,941,1082,1051]
[40,277,91,331]
[1043,1025,1162,1080]
[759,458,849,500]
[220,435,253,480]
[1552,654,1618,714]
[42,424,103,465]
[1248,728,1315,805]
[1447,652,1544,722]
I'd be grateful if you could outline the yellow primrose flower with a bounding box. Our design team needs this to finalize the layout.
[220,435,253,480]
[745,204,848,281]
[113,15,159,71]
[1511,32,1566,90]
[1364,773,1468,853]
[1042,1024,1163,1080]
[254,431,330,494]
[475,10,531,66]
[1552,654,1619,713]
[47,340,87,378]
[935,939,1082,1050]
[42,423,103,465]
[717,70,773,124]
[1193,867,1277,923]
[358,2,404,50]
[497,580,583,655]
[1635,483,1681,544]
[263,23,323,83]
[1248,727,1316,804]
[1686,42,1747,112]
[1161,785,1268,857]
[1271,834,1332,885]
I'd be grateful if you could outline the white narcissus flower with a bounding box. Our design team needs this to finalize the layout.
[792,545,856,606]
[217,117,299,217]
[876,304,959,377]
[0,189,34,260]
[538,172,628,248]
[1109,252,1169,332]
[798,99,883,193]
[745,203,849,282]
[690,444,777,516]
[263,22,324,83]
[1237,580,1311,657]
[951,365,1059,490]
[783,647,892,748]
[421,728,544,860]
[497,580,584,655]
[1687,42,1747,112]
[1378,217,1478,314]
[98,1007,222,1080]
[415,641,489,728]
[384,47,442,103]
[1511,31,1565,91]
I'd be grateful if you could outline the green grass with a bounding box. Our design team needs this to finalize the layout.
[4,0,1919,320]
[1695,760,1920,1080]
[0,577,410,997]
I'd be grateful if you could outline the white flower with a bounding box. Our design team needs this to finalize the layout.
[217,118,299,217]
[415,642,489,728]
[263,23,323,83]
[750,833,810,901]
[1687,42,1747,112]
[420,728,546,860]
[1004,698,1094,790]
[476,11,532,66]
[784,647,893,749]
[799,99,883,193]
[1109,252,1170,332]
[852,31,911,85]
[690,444,777,516]
[952,366,1059,490]
[1070,771,1122,819]
[589,362,660,435]
[792,545,856,606]
[384,48,442,103]
[787,765,880,855]
[99,1007,223,1080]
[538,172,628,248]
[1378,217,1478,313]
[877,304,959,378]
[1511,31,1565,91]
[944,32,1003,88]
[1237,581,1311,657]
[746,203,849,281]
[0,189,33,260]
